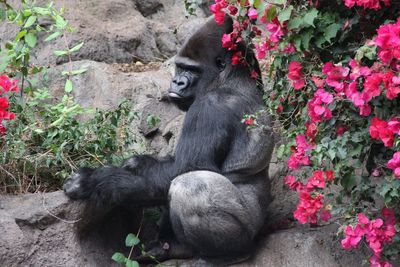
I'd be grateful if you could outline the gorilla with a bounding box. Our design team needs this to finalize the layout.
[63,16,274,264]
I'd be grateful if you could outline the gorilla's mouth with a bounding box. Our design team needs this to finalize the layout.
[168,92,184,99]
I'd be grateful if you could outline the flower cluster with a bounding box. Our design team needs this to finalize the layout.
[285,170,334,224]
[307,89,333,123]
[369,117,400,147]
[210,0,228,25]
[341,209,397,266]
[387,152,400,178]
[0,75,18,135]
[288,61,305,90]
[287,134,313,170]
[374,18,400,67]
[343,0,390,10]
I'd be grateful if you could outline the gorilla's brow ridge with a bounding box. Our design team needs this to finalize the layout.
[175,57,202,69]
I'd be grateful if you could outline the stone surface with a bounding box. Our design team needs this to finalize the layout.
[0,0,208,65]
[0,191,377,267]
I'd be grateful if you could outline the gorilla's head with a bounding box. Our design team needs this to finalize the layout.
[169,16,241,111]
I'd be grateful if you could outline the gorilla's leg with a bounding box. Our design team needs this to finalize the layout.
[168,171,261,259]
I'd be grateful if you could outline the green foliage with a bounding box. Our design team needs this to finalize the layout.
[0,1,141,193]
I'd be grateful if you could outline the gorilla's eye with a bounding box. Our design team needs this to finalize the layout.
[216,57,226,71]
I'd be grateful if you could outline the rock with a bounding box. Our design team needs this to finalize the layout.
[1,191,379,267]
[133,0,164,17]
[0,0,209,65]
[0,191,142,267]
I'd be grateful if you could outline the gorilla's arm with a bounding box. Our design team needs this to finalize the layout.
[222,113,275,179]
[64,94,235,207]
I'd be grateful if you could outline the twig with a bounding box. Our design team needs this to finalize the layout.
[41,191,82,224]
[0,164,20,186]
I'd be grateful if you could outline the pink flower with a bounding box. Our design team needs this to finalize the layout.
[244,117,253,126]
[306,122,317,140]
[320,210,331,222]
[221,33,232,48]
[369,117,394,147]
[349,59,371,80]
[374,19,400,64]
[0,76,19,93]
[344,0,357,7]
[288,61,305,90]
[247,8,258,20]
[307,170,326,189]
[210,0,228,25]
[287,134,313,170]
[323,62,349,93]
[325,170,335,181]
[336,125,347,136]
[293,192,324,224]
[341,225,363,249]
[227,5,238,15]
[308,89,334,123]
[284,175,304,191]
[387,151,400,178]
[266,18,284,43]
[388,118,400,135]
[231,51,243,65]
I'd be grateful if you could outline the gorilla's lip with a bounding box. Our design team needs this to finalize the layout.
[168,92,184,99]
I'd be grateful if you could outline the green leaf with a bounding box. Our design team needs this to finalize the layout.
[341,174,357,191]
[15,30,27,41]
[25,32,37,47]
[269,0,286,4]
[125,233,140,247]
[65,79,73,93]
[324,23,341,43]
[276,144,286,159]
[54,50,68,56]
[62,68,88,76]
[44,31,61,42]
[32,7,51,15]
[288,17,302,30]
[303,9,318,27]
[55,14,68,29]
[24,15,37,28]
[125,260,140,267]
[266,6,277,22]
[111,252,126,264]
[69,42,84,53]
[301,30,312,50]
[278,5,293,23]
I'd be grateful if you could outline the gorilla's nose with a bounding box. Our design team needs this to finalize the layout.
[170,76,189,97]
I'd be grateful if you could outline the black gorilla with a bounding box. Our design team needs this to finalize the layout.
[64,16,274,263]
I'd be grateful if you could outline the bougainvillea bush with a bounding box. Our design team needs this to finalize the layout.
[210,0,400,265]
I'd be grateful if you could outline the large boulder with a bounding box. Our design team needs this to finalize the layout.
[0,0,208,65]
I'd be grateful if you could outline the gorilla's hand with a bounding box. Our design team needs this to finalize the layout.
[63,167,95,199]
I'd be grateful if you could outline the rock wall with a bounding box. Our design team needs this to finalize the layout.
[0,1,385,267]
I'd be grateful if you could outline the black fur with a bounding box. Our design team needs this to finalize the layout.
[64,16,274,263]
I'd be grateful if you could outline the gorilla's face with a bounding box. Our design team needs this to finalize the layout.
[168,17,232,111]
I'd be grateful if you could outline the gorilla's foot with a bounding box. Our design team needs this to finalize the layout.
[136,240,193,264]
[63,167,94,199]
